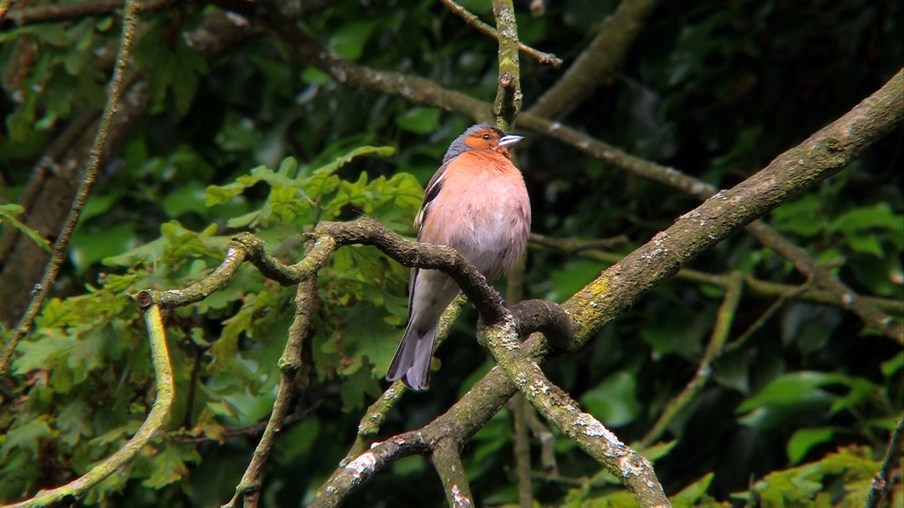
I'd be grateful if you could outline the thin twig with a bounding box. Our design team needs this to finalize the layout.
[2,0,172,27]
[342,298,464,462]
[439,0,562,68]
[0,0,140,375]
[225,277,318,508]
[865,415,904,508]
[721,284,811,355]
[525,407,558,475]
[640,273,744,447]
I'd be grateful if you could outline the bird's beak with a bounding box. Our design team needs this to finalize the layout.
[498,134,524,147]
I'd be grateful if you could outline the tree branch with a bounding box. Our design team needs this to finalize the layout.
[529,234,904,315]
[492,0,522,128]
[304,70,904,505]
[479,316,669,507]
[439,0,562,68]
[640,272,744,447]
[5,289,175,507]
[1,0,172,28]
[224,277,318,508]
[432,438,475,508]
[865,415,904,508]
[541,69,904,346]
[310,432,430,508]
[526,0,660,120]
[0,0,140,376]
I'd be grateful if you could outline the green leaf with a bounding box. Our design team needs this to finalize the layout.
[737,371,845,413]
[5,415,55,452]
[831,202,903,233]
[207,305,254,376]
[71,224,137,273]
[771,194,824,237]
[787,427,835,464]
[142,444,201,488]
[580,371,642,427]
[162,182,209,218]
[277,417,321,462]
[328,20,378,60]
[395,107,442,134]
[880,352,904,377]
[671,473,716,506]
[829,377,877,414]
[0,203,51,252]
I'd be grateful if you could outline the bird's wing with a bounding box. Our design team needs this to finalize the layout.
[414,162,448,230]
[408,159,451,315]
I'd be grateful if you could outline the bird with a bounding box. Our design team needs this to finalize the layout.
[386,124,531,390]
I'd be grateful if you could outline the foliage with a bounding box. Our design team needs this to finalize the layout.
[1,0,902,506]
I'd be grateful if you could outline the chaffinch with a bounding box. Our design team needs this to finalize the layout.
[386,124,531,390]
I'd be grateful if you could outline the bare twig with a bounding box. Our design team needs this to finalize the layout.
[439,0,562,68]
[721,284,811,355]
[2,0,172,27]
[0,0,140,375]
[526,406,558,475]
[746,221,904,342]
[865,415,904,508]
[640,273,744,447]
[224,277,318,508]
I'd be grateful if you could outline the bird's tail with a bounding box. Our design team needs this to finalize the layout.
[386,322,436,391]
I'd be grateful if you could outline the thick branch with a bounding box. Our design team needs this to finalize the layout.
[558,69,904,345]
[479,319,669,506]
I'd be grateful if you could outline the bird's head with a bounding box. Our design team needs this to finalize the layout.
[443,124,524,163]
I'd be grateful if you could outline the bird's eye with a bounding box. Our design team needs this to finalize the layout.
[482,133,492,140]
